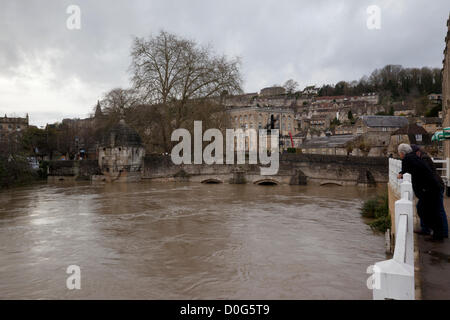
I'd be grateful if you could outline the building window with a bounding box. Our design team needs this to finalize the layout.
[415,134,422,142]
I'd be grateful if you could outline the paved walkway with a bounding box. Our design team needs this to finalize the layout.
[418,197,450,300]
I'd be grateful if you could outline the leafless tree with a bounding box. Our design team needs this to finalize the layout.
[129,30,243,151]
[130,31,242,105]
[283,79,299,94]
[100,88,140,118]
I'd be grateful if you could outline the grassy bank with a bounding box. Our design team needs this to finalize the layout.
[361,192,391,233]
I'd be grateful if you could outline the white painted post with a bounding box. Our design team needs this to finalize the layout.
[372,171,415,300]
[394,191,414,267]
[372,259,415,300]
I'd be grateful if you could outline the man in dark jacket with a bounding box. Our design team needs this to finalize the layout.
[414,145,449,238]
[397,144,444,241]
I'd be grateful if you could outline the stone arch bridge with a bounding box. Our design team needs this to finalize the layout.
[143,154,388,186]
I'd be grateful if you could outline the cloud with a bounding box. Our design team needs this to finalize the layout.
[0,0,448,127]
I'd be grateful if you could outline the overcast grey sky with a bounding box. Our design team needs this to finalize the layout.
[0,0,449,127]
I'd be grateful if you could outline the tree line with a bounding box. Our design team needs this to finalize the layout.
[317,65,442,100]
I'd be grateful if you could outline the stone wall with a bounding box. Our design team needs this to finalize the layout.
[98,146,145,182]
[47,160,101,182]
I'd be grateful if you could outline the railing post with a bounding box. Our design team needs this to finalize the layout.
[395,174,414,267]
[400,173,413,201]
[445,158,450,186]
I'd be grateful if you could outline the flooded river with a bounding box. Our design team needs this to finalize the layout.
[0,182,386,299]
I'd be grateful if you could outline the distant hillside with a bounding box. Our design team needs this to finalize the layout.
[317,64,442,100]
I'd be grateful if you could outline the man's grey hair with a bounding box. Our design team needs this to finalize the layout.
[398,143,412,155]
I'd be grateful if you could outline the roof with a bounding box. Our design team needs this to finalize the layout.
[420,117,442,125]
[101,119,142,148]
[392,124,428,135]
[360,115,409,128]
[300,134,358,149]
[393,104,414,111]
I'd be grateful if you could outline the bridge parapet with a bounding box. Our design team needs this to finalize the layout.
[142,154,389,185]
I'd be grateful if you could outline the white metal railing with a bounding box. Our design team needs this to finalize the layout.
[432,157,450,186]
[389,158,402,195]
[392,157,449,188]
[372,173,415,300]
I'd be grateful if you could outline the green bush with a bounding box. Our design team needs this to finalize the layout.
[0,154,38,189]
[361,193,391,233]
[369,215,391,233]
[287,148,296,153]
[361,198,378,218]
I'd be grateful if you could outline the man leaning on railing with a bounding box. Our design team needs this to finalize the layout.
[397,144,445,242]
[413,145,449,239]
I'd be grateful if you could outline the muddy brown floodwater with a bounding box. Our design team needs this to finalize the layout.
[0,181,386,299]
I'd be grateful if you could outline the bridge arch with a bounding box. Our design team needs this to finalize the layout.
[320,181,343,187]
[254,179,280,186]
[201,178,223,184]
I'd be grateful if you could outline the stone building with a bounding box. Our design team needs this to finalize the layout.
[260,86,286,96]
[344,115,409,156]
[96,119,145,183]
[227,106,297,136]
[0,114,28,133]
[443,14,450,159]
[0,114,29,143]
[334,125,354,135]
[58,101,106,159]
[354,115,409,145]
[393,104,415,116]
[387,124,432,155]
[299,134,358,156]
[416,117,443,134]
[61,101,105,130]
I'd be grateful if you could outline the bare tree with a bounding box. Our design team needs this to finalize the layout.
[283,79,299,94]
[129,30,243,151]
[130,31,242,105]
[100,88,140,118]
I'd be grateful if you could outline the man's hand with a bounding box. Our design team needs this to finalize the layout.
[397,173,403,179]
